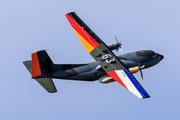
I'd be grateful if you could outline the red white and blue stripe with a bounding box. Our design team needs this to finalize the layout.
[107,70,150,99]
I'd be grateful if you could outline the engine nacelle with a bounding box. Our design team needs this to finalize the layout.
[108,43,120,51]
[129,66,139,74]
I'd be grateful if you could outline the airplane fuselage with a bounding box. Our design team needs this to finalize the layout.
[38,50,163,83]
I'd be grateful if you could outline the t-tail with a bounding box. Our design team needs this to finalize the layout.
[23,50,57,93]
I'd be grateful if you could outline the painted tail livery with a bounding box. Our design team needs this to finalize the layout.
[32,50,56,78]
[24,50,93,93]
[24,50,57,93]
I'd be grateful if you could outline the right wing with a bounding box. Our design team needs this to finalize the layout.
[66,12,150,99]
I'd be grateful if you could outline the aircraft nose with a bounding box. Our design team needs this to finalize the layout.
[159,54,164,60]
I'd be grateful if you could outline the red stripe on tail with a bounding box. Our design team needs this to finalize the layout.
[32,52,41,78]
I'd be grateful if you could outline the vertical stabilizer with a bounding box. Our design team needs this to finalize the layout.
[31,50,55,78]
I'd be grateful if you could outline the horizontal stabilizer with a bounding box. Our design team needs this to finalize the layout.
[23,61,32,74]
[23,61,57,93]
[34,78,57,93]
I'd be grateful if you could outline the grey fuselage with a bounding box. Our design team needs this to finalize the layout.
[47,50,163,82]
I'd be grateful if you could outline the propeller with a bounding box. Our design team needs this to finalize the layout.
[137,60,145,80]
[114,35,124,55]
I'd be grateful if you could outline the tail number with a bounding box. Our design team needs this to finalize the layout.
[102,54,115,63]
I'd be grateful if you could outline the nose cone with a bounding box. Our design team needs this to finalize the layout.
[159,54,164,60]
[160,55,164,60]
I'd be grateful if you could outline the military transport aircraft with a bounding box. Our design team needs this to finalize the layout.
[23,12,164,99]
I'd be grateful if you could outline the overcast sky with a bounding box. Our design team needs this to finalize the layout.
[1,0,180,119]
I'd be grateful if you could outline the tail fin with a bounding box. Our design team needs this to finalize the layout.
[32,50,55,78]
[23,59,57,93]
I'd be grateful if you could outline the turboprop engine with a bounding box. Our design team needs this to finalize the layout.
[129,66,140,74]
[108,43,120,51]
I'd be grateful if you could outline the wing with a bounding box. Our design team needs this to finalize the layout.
[66,12,150,99]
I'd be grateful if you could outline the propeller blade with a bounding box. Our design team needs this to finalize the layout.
[114,35,124,55]
[140,69,144,80]
[120,48,124,55]
[114,35,118,43]
[137,60,144,80]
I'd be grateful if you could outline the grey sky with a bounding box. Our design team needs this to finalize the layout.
[1,0,180,119]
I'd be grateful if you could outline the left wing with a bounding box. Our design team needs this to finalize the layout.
[66,12,150,99]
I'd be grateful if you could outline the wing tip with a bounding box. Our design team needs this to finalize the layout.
[141,95,150,99]
[65,11,76,16]
[48,90,57,93]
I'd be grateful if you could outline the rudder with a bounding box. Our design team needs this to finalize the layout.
[32,50,55,78]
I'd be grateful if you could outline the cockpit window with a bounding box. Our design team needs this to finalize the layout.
[152,53,157,59]
[136,50,155,57]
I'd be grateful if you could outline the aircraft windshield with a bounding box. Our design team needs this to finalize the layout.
[152,53,157,59]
